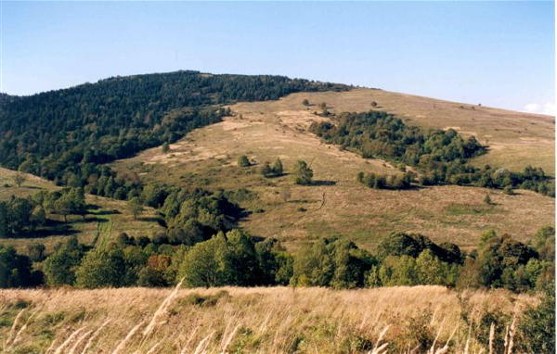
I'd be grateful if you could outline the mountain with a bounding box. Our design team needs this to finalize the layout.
[0,71,348,182]
[0,71,553,352]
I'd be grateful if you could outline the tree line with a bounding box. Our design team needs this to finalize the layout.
[310,111,555,196]
[1,225,552,293]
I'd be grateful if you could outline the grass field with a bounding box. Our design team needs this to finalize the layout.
[0,285,536,353]
[113,89,554,252]
[0,168,165,253]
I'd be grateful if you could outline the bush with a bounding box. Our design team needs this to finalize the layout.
[238,155,251,167]
[518,282,555,353]
[294,160,313,185]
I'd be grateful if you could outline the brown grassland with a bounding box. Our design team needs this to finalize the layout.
[113,88,554,252]
[0,286,536,353]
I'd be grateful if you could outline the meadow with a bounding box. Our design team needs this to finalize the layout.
[0,285,536,353]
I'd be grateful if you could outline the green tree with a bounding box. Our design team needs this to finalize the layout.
[271,158,284,176]
[178,232,231,287]
[415,250,459,286]
[518,282,555,353]
[226,229,259,286]
[378,255,418,286]
[0,245,33,288]
[531,226,555,261]
[75,247,127,288]
[260,162,273,177]
[141,183,169,208]
[13,172,26,188]
[292,239,334,286]
[52,188,86,223]
[294,160,313,185]
[162,142,170,153]
[129,197,144,220]
[26,243,46,262]
[291,238,373,288]
[43,237,85,286]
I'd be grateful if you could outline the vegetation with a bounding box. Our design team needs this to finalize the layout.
[0,71,347,192]
[311,111,555,195]
[0,285,545,353]
[0,73,553,352]
[0,188,87,237]
[294,160,313,185]
[237,154,251,167]
[260,158,284,178]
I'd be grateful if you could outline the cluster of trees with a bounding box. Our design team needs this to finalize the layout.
[2,225,552,293]
[1,71,347,188]
[357,171,415,190]
[310,111,554,195]
[159,188,244,245]
[260,158,284,178]
[0,188,86,237]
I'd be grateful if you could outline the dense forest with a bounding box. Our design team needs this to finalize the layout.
[0,71,348,185]
[310,111,555,195]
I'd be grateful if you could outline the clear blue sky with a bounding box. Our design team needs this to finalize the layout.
[1,1,554,113]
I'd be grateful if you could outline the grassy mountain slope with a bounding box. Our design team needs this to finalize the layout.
[277,88,554,173]
[114,88,554,251]
[0,167,164,253]
[1,286,536,353]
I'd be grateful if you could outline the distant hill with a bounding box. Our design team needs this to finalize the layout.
[0,71,348,183]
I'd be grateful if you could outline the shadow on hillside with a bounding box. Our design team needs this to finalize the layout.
[311,180,336,186]
[71,216,109,224]
[86,204,121,216]
[22,185,43,190]
[12,222,79,239]
[137,216,166,225]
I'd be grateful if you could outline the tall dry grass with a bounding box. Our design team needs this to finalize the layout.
[0,286,536,353]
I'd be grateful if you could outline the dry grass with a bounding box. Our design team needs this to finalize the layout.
[0,167,57,200]
[0,286,537,353]
[113,89,554,252]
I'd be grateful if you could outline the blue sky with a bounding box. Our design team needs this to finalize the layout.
[1,1,554,113]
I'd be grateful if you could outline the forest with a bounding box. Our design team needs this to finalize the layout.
[0,71,348,185]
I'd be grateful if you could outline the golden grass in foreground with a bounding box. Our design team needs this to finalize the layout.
[0,286,536,353]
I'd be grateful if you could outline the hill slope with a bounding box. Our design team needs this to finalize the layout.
[114,88,554,251]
